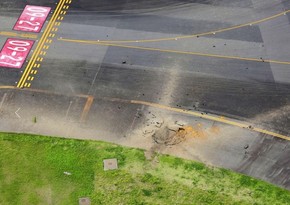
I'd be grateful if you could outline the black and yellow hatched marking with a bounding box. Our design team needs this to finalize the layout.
[17,0,72,88]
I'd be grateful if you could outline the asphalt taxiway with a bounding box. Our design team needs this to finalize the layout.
[0,0,290,189]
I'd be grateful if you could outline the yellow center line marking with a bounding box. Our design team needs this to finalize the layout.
[17,0,66,88]
[92,10,290,44]
[0,85,289,141]
[59,38,290,65]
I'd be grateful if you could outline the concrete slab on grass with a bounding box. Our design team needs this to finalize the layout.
[103,158,118,171]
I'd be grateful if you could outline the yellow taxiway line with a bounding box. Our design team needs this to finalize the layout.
[58,38,290,65]
[80,9,290,44]
[17,0,69,88]
[0,31,38,39]
[0,86,289,141]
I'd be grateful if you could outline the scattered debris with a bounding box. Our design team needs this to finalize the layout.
[143,130,154,135]
[63,171,72,175]
[244,144,249,149]
[175,121,184,126]
[152,126,186,146]
[155,121,163,128]
[122,61,126,64]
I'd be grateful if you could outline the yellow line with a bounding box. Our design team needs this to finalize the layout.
[0,31,38,39]
[17,0,66,88]
[40,51,47,56]
[130,100,290,141]
[0,85,288,140]
[59,38,290,65]
[84,10,290,44]
[0,31,18,37]
[20,33,38,39]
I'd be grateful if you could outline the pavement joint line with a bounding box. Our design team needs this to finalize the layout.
[0,85,288,141]
[90,9,290,44]
[59,39,290,65]
[17,0,69,88]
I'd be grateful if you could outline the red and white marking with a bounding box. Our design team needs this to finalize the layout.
[0,38,34,69]
[13,5,51,33]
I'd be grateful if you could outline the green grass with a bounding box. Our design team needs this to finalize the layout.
[0,133,289,205]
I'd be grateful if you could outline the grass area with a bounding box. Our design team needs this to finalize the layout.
[0,133,289,205]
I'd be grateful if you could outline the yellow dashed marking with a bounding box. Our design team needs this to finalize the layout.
[57,16,64,21]
[49,33,56,38]
[40,51,47,56]
[46,39,53,43]
[43,45,50,49]
[17,0,71,88]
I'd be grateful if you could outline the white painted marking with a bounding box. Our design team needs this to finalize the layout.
[15,108,21,118]
[11,51,17,56]
[0,93,7,110]
[30,17,35,21]
[65,101,73,120]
